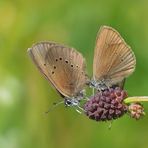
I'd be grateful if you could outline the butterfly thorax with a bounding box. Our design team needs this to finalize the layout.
[90,79,109,91]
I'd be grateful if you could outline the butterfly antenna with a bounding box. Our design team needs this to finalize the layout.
[45,100,64,114]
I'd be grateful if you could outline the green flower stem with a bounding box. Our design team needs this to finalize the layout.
[124,96,148,104]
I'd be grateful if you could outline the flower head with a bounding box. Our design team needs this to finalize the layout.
[128,103,145,120]
[83,87,128,121]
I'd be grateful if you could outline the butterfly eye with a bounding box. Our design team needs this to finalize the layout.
[65,60,68,63]
[59,57,62,60]
[71,64,73,67]
[55,59,58,61]
[53,66,56,69]
[65,100,72,106]
[52,71,54,74]
[44,63,46,66]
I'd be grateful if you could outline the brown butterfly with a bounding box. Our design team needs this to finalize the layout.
[90,26,136,90]
[28,42,88,109]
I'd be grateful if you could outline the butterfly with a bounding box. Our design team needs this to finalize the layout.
[27,42,88,110]
[28,26,136,111]
[89,26,136,91]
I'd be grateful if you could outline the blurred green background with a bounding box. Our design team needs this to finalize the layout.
[0,0,148,148]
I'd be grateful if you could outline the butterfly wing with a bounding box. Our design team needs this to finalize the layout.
[93,26,136,86]
[28,41,88,98]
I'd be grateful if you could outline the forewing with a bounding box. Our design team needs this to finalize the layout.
[28,41,88,97]
[93,26,136,86]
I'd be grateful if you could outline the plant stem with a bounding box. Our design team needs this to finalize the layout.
[124,96,148,104]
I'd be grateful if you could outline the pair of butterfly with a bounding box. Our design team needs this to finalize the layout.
[28,26,136,111]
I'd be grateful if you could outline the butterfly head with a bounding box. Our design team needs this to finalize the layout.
[64,97,80,107]
[89,79,98,88]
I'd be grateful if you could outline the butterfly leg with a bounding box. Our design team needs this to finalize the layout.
[106,84,111,91]
[75,109,82,114]
[77,105,85,112]
[108,120,113,130]
[82,97,89,101]
[73,104,86,114]
[97,87,103,95]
